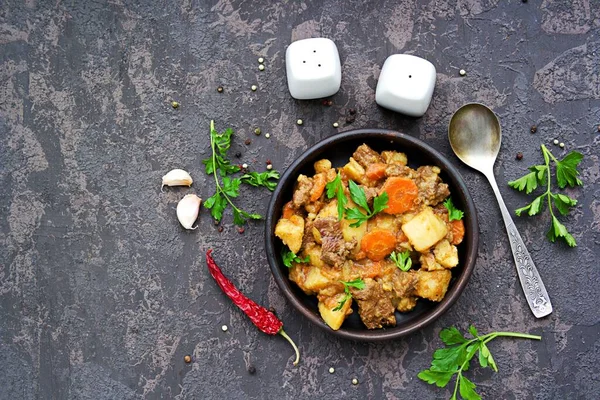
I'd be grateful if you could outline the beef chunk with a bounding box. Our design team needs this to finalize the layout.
[312,217,354,266]
[392,269,417,299]
[415,166,450,206]
[385,164,411,178]
[361,185,379,204]
[293,175,313,208]
[351,278,396,329]
[353,144,383,168]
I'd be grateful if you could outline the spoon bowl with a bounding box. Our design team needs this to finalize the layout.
[448,103,502,172]
[448,103,552,319]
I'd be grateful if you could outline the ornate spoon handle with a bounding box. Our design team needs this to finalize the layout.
[485,172,553,318]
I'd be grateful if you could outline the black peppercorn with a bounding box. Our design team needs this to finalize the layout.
[235,151,241,158]
[530,125,537,133]
[348,108,356,115]
[516,152,523,160]
[248,365,256,374]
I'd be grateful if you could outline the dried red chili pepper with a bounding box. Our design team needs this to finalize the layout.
[206,249,300,365]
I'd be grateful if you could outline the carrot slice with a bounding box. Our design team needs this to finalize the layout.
[450,219,465,245]
[310,173,327,202]
[365,163,387,181]
[282,201,296,219]
[380,177,418,214]
[360,229,396,261]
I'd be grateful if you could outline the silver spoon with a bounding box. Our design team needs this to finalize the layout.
[448,103,552,318]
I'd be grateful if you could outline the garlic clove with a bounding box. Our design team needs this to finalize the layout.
[162,169,193,191]
[176,194,202,230]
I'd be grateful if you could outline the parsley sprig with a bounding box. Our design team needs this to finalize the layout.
[325,172,347,220]
[508,144,583,247]
[418,325,541,400]
[332,279,365,311]
[282,247,310,268]
[203,120,278,225]
[390,250,412,271]
[345,181,388,227]
[444,198,464,221]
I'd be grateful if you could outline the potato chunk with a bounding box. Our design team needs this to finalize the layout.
[342,157,366,183]
[318,294,352,330]
[434,239,459,268]
[401,207,448,251]
[381,150,408,166]
[314,159,332,173]
[303,267,331,292]
[275,215,304,254]
[414,270,452,302]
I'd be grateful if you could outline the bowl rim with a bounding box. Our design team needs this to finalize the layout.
[265,128,479,341]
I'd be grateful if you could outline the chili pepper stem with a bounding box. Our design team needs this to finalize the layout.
[279,328,300,366]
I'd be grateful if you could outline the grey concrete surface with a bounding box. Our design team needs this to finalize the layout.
[1,1,599,399]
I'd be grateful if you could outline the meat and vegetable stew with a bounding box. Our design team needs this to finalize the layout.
[275,144,465,330]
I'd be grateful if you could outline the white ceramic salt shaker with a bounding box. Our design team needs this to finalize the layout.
[285,38,342,100]
[375,54,437,117]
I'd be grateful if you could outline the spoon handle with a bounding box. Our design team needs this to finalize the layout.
[485,172,553,318]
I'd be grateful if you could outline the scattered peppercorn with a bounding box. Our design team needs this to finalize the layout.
[352,378,359,385]
[333,122,339,128]
[218,226,224,233]
[242,163,248,169]
[297,119,303,125]
[329,367,335,374]
[553,139,559,145]
[238,227,245,234]
[522,0,527,2]
[559,142,565,148]
[184,355,192,363]
[251,85,258,91]
[248,365,256,374]
[235,151,242,158]
[459,69,466,76]
[259,64,265,71]
[265,133,271,138]
[217,86,224,93]
[245,138,252,145]
[327,100,333,106]
[254,128,261,136]
[348,108,356,115]
[214,219,220,226]
[346,116,355,124]
[221,325,228,332]
[530,125,537,133]
[267,164,273,170]
[266,159,271,165]
[171,101,179,109]
[597,125,600,132]
[516,152,523,160]
[258,57,264,63]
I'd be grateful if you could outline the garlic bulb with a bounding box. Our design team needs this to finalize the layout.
[177,194,202,230]
[162,169,193,191]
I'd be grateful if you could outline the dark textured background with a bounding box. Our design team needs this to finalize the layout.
[1,1,599,399]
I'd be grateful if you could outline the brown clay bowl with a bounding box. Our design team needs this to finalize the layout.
[265,129,479,341]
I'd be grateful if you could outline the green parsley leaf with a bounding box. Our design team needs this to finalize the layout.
[345,207,369,228]
[390,250,412,272]
[325,172,347,220]
[204,192,227,221]
[510,144,582,246]
[348,180,370,212]
[419,325,541,398]
[547,215,576,247]
[240,170,280,191]
[372,192,389,214]
[459,375,481,400]
[552,193,577,216]
[344,183,388,227]
[444,197,464,221]
[332,279,365,311]
[221,177,241,198]
[555,151,583,189]
[440,326,467,346]
[281,247,310,268]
